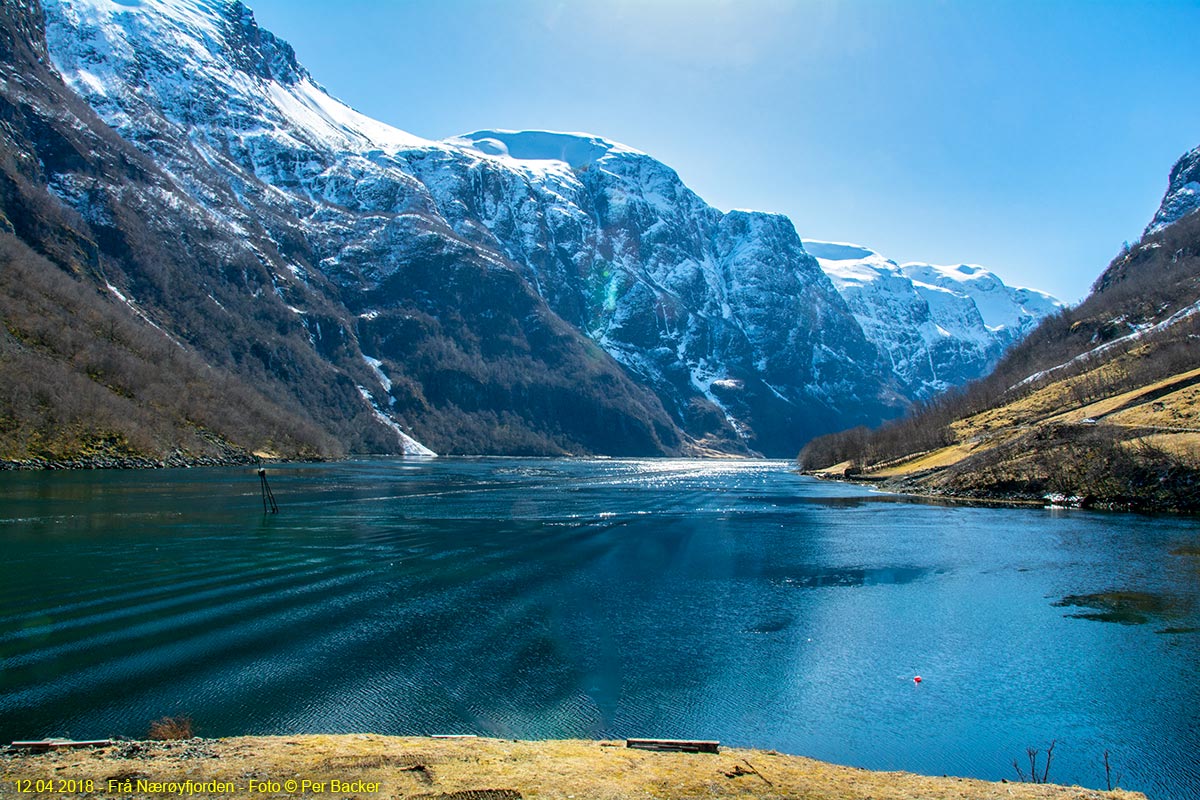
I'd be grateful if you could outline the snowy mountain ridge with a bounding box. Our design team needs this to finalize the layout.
[805,240,1064,397]
[899,261,1062,333]
[34,0,1061,455]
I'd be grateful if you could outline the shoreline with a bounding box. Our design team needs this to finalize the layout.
[799,470,1199,515]
[0,454,263,471]
[799,470,1049,508]
[0,453,775,472]
[0,735,1145,800]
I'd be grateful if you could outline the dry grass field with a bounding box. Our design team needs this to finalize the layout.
[0,736,1146,800]
[808,359,1200,511]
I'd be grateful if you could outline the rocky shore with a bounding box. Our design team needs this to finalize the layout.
[800,442,1200,514]
[0,452,259,471]
[801,470,1047,506]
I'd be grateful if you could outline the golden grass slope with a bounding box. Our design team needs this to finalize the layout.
[836,355,1200,507]
[0,735,1144,800]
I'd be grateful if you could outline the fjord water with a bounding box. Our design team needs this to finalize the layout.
[1,459,1197,798]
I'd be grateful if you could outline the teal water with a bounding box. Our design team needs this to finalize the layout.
[1,458,1198,798]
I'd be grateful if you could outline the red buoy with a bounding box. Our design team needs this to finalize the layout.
[914,675,923,684]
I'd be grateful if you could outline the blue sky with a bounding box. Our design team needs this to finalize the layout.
[245,0,1200,302]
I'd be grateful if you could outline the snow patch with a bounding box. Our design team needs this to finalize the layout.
[264,79,432,153]
[802,239,881,262]
[689,364,750,438]
[73,68,108,96]
[363,354,393,398]
[356,386,436,456]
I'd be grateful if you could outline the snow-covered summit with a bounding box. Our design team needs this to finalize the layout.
[447,130,643,169]
[43,0,434,154]
[802,240,881,263]
[900,261,1061,332]
[804,240,902,289]
[804,239,1063,397]
[806,240,1061,336]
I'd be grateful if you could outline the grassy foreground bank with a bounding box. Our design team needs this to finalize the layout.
[0,735,1144,800]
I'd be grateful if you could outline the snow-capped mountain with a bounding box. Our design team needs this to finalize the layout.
[14,0,1060,458]
[806,241,1063,397]
[39,0,905,455]
[1146,143,1200,234]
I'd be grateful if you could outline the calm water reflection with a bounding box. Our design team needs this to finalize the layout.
[1,458,1197,799]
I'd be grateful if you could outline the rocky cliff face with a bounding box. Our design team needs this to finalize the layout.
[1146,143,1200,234]
[6,0,1062,459]
[411,131,895,452]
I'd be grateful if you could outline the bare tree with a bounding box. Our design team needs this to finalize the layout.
[1013,740,1057,785]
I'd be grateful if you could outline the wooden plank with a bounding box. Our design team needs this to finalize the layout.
[11,739,113,749]
[625,738,719,754]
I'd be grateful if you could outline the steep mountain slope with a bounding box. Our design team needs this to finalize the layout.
[1,0,687,463]
[411,130,903,453]
[432,131,922,451]
[800,152,1200,511]
[0,0,347,464]
[805,240,1062,398]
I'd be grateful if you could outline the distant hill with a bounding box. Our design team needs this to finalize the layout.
[800,154,1200,512]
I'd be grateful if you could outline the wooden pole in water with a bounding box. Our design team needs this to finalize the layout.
[259,468,278,514]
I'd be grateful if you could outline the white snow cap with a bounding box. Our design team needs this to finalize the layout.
[447,130,643,169]
[802,240,904,290]
[804,239,1064,331]
[802,240,881,262]
[44,0,434,153]
[900,261,1062,330]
